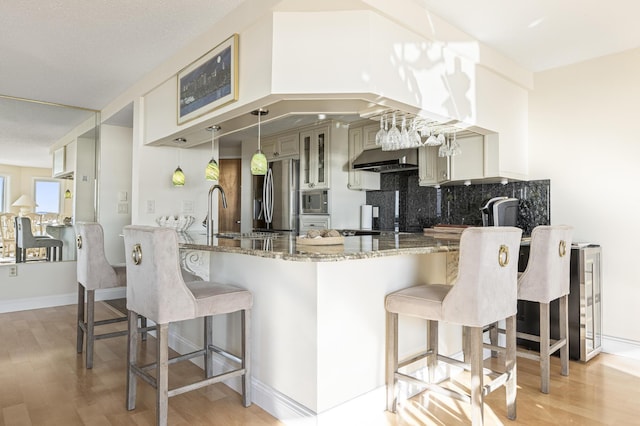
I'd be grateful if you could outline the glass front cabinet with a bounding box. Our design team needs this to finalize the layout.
[300,125,329,189]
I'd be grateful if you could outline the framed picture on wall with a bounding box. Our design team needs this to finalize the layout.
[177,33,239,124]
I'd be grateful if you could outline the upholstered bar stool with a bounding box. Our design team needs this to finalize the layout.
[386,227,522,426]
[123,225,252,426]
[15,216,63,262]
[515,225,573,394]
[75,222,147,369]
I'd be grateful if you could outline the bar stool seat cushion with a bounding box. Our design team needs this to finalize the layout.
[187,281,253,317]
[385,284,452,320]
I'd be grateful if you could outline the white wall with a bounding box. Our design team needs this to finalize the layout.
[99,124,133,264]
[529,47,640,344]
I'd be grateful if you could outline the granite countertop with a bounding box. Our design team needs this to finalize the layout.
[178,231,459,262]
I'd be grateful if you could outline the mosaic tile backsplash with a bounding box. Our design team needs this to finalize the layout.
[365,171,550,236]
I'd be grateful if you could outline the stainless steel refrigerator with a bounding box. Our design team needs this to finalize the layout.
[252,158,299,233]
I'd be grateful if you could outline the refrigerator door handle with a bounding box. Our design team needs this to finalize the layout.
[264,168,274,225]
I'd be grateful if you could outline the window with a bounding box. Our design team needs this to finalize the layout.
[34,179,61,214]
[0,176,4,212]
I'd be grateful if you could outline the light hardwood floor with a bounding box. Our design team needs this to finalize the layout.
[1,303,639,425]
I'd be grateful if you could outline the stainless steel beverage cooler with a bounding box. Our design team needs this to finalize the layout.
[517,244,602,362]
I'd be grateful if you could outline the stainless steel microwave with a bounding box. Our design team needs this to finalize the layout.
[301,190,329,214]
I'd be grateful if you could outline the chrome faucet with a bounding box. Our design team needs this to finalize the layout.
[206,184,227,242]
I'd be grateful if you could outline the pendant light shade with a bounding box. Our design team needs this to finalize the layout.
[205,125,221,181]
[206,160,220,181]
[250,108,269,176]
[64,189,72,199]
[172,166,185,186]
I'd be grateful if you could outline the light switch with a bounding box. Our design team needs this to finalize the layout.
[117,203,128,214]
[118,191,128,202]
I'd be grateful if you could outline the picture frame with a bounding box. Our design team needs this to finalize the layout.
[177,33,239,124]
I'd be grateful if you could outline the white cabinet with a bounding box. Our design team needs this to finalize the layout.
[419,133,485,186]
[262,132,299,161]
[362,124,380,151]
[419,132,527,186]
[300,125,329,189]
[300,215,331,232]
[347,126,380,191]
[52,140,76,178]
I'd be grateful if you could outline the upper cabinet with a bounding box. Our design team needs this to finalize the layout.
[52,140,76,178]
[261,132,300,161]
[419,133,514,186]
[347,124,380,191]
[300,125,330,189]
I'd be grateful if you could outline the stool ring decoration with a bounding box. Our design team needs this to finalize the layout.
[123,225,252,426]
[75,222,149,369]
[385,227,522,426]
[496,225,573,394]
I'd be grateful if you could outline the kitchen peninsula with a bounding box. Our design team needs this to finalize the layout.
[175,232,460,420]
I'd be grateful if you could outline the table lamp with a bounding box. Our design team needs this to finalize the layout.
[12,194,38,216]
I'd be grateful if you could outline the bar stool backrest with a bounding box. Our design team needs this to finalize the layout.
[518,225,573,303]
[74,222,123,290]
[443,227,522,327]
[123,225,196,324]
[15,216,36,247]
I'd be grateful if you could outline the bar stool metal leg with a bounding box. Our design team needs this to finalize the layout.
[157,323,170,426]
[86,289,96,369]
[385,311,398,412]
[469,326,484,426]
[427,320,438,383]
[505,315,517,420]
[77,283,85,353]
[540,302,550,394]
[242,309,252,407]
[559,295,569,377]
[126,310,138,411]
[205,316,213,378]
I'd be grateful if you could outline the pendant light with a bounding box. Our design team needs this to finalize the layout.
[250,108,268,175]
[172,166,185,186]
[172,140,186,186]
[64,189,72,199]
[205,125,221,181]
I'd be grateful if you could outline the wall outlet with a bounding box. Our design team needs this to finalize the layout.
[182,200,194,214]
[117,203,129,214]
[8,265,17,277]
[146,200,155,214]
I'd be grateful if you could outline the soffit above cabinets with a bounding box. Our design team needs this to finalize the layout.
[151,96,491,151]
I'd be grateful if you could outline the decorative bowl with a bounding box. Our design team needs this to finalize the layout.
[155,215,195,232]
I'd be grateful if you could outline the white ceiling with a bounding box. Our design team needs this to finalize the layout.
[2,0,640,168]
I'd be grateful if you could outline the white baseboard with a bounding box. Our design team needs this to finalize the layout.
[0,287,126,313]
[167,328,318,424]
[602,335,640,360]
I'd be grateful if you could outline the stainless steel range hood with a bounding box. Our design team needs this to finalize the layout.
[352,148,419,173]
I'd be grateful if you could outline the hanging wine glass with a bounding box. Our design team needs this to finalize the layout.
[425,125,441,146]
[437,130,446,146]
[450,129,461,156]
[375,115,387,147]
[410,119,422,147]
[384,112,401,151]
[419,123,430,139]
[400,116,410,148]
[438,131,450,157]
